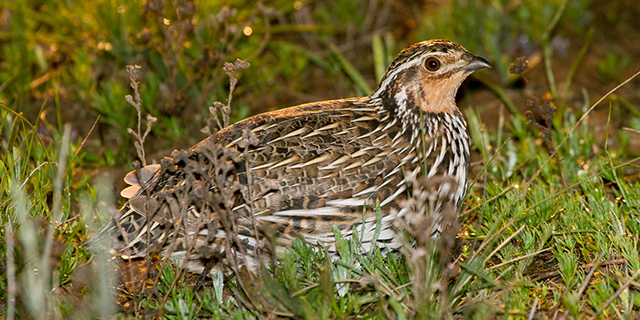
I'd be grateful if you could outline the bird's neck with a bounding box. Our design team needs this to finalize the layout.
[370,82,459,128]
[416,75,465,114]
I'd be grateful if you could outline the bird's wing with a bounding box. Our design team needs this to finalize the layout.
[215,99,410,251]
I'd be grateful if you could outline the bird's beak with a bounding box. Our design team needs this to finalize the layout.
[462,54,491,72]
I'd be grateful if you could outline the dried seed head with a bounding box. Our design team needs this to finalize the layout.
[509,56,528,75]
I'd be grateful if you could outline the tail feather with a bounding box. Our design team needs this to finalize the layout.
[120,164,161,198]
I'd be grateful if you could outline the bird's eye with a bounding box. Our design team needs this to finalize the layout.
[425,57,440,71]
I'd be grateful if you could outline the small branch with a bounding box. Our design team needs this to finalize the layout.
[576,250,605,298]
[5,220,15,320]
[210,59,250,131]
[590,267,640,319]
[522,69,640,194]
[527,297,539,320]
[530,258,627,282]
[623,127,640,135]
[490,247,552,270]
[70,115,100,164]
[483,224,526,264]
[525,97,567,187]
[125,65,157,167]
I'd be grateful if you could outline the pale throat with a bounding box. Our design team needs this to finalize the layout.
[418,73,467,114]
[392,73,467,116]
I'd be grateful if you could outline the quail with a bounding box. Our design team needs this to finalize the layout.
[94,39,490,275]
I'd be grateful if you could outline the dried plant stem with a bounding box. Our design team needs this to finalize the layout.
[5,219,16,320]
[210,59,250,131]
[551,250,605,319]
[590,267,640,319]
[470,219,516,262]
[43,125,71,291]
[527,297,539,320]
[576,250,605,298]
[157,204,197,317]
[483,224,525,264]
[530,259,627,283]
[125,65,157,167]
[70,115,100,163]
[244,140,263,268]
[489,248,552,270]
[522,69,640,194]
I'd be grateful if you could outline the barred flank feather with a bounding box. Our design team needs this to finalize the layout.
[92,39,490,275]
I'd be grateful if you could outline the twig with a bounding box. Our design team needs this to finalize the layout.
[526,98,567,187]
[125,65,157,167]
[210,59,250,131]
[5,220,15,320]
[527,297,539,320]
[623,127,640,135]
[470,219,515,263]
[461,137,513,241]
[70,115,100,163]
[18,161,54,190]
[490,247,552,270]
[158,201,203,317]
[530,259,627,282]
[576,250,605,298]
[552,250,606,319]
[590,267,640,319]
[483,224,526,264]
[240,129,264,267]
[457,261,498,287]
[462,183,514,219]
[522,69,640,195]
[43,124,71,287]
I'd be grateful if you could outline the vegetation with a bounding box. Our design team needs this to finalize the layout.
[2,0,640,318]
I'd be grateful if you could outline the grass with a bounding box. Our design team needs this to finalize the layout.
[2,0,640,318]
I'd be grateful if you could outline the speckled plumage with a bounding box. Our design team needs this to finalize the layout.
[94,40,490,275]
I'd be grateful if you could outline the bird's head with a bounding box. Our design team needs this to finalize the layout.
[370,39,490,115]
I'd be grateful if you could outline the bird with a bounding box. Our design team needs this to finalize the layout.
[93,39,490,275]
